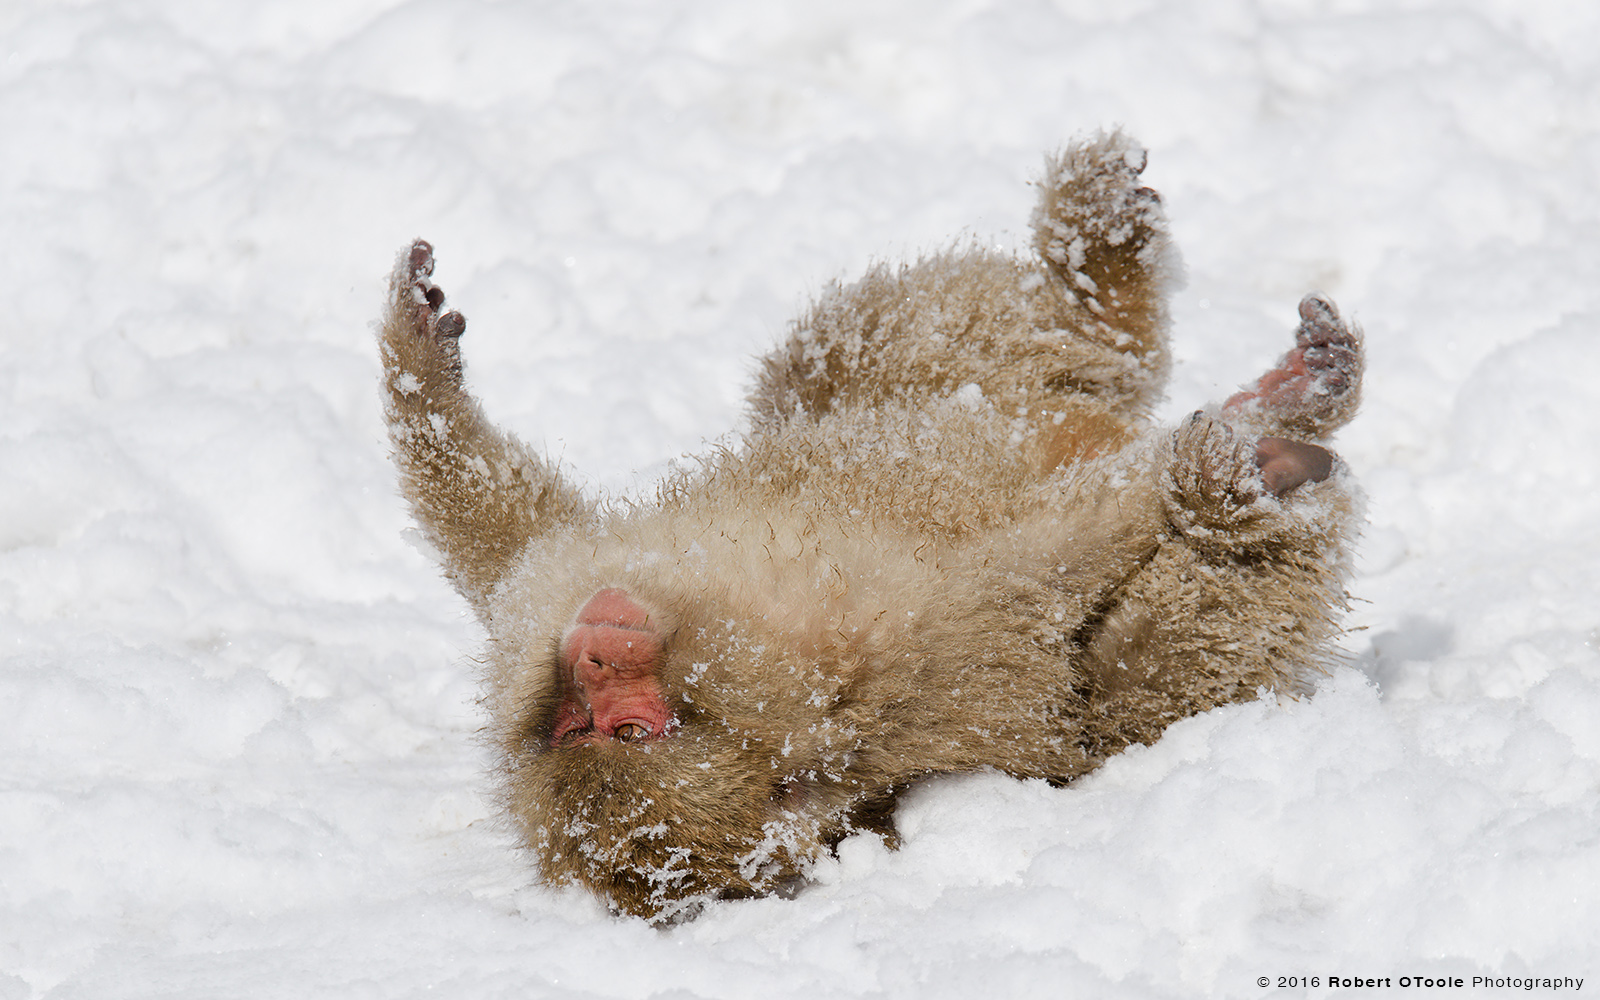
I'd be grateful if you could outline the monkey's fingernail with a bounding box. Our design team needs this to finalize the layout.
[409,240,434,276]
[437,311,465,339]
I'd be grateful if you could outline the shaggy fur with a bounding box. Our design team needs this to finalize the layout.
[377,131,1363,920]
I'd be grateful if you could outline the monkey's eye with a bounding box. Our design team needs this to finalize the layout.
[613,722,651,742]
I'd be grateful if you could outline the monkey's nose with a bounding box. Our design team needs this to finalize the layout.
[572,655,615,698]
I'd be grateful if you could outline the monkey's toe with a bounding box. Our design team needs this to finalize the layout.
[1295,293,1358,351]
[1255,437,1333,496]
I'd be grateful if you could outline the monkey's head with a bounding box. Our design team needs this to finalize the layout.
[486,548,868,920]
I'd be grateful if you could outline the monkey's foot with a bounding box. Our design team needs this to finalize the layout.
[1043,131,1162,244]
[1032,131,1173,327]
[1222,294,1362,439]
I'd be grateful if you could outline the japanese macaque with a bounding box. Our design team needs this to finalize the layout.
[378,131,1363,921]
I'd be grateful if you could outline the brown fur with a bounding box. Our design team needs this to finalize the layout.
[377,131,1363,920]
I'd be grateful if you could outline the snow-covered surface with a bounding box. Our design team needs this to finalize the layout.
[4,2,1599,996]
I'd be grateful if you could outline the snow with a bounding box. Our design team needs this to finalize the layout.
[4,1,1599,996]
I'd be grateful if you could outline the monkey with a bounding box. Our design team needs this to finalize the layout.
[377,131,1363,921]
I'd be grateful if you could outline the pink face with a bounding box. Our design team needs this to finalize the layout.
[550,589,677,746]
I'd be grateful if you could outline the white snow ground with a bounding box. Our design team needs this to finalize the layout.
[4,1,1599,997]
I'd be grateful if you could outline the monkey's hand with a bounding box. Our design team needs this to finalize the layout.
[1222,293,1363,441]
[1162,411,1337,551]
[384,239,469,397]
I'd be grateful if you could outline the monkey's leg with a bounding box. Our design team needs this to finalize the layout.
[1011,130,1183,467]
[1075,412,1358,756]
[1076,294,1362,738]
[749,132,1180,468]
[1222,293,1363,441]
[380,241,588,613]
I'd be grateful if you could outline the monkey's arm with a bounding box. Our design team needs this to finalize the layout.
[380,241,589,615]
